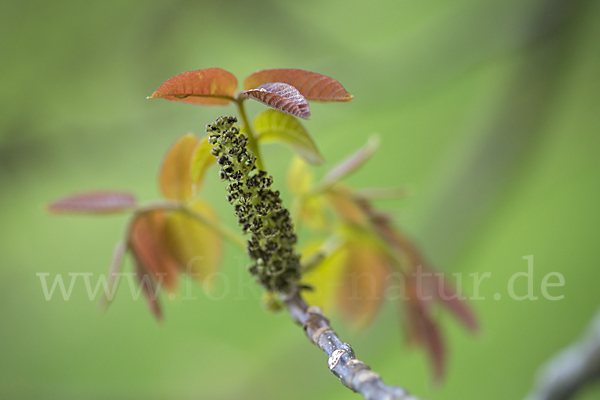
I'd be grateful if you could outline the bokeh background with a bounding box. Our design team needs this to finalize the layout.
[2,0,600,399]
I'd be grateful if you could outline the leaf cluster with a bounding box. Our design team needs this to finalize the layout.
[49,68,477,380]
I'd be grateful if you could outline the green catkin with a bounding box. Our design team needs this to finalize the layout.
[207,116,301,294]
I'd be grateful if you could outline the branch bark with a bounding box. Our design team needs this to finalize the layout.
[524,308,600,400]
[284,290,420,400]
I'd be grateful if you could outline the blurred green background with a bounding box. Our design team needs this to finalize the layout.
[2,0,600,399]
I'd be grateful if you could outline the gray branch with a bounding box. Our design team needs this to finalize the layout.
[283,290,421,400]
[524,308,600,400]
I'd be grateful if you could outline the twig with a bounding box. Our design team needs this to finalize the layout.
[524,307,600,400]
[283,290,420,400]
[208,116,421,399]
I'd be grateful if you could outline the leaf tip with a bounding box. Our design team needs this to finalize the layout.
[96,295,117,315]
[367,134,381,149]
[96,298,109,313]
[146,90,161,100]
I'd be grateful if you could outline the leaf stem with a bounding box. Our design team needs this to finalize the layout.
[300,234,345,273]
[235,96,265,171]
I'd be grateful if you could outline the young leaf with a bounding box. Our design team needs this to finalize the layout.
[403,274,446,382]
[242,83,311,120]
[147,68,237,105]
[301,244,349,315]
[287,155,314,196]
[135,263,163,321]
[338,244,389,329]
[435,272,478,332]
[129,210,179,292]
[411,304,445,382]
[287,157,331,230]
[244,69,353,102]
[97,241,127,312]
[375,213,479,333]
[48,191,137,214]
[388,227,477,323]
[326,186,369,226]
[164,201,223,284]
[299,196,331,232]
[190,135,216,192]
[159,134,200,200]
[323,136,380,185]
[254,109,324,165]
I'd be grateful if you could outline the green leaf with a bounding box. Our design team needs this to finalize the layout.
[190,135,216,193]
[287,157,331,231]
[301,243,349,315]
[287,156,314,195]
[254,109,324,165]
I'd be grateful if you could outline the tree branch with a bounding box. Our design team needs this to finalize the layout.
[207,116,421,399]
[284,290,420,400]
[524,307,600,400]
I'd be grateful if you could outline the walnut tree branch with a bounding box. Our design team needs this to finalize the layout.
[524,307,600,400]
[207,116,422,400]
[283,290,420,400]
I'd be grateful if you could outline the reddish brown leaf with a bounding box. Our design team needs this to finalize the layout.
[48,191,136,214]
[386,225,478,332]
[159,134,200,200]
[135,263,163,321]
[402,274,446,382]
[147,68,237,106]
[337,183,475,381]
[338,243,389,329]
[190,135,216,192]
[242,83,311,120]
[435,274,478,332]
[129,210,179,292]
[164,201,223,284]
[414,305,445,383]
[244,69,353,102]
[326,186,369,226]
